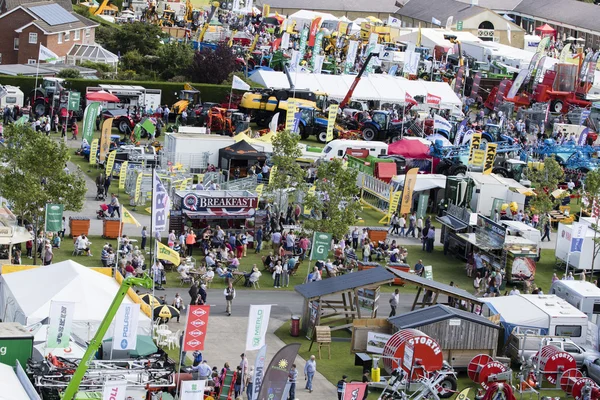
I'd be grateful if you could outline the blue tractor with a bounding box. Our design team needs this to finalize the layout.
[297,106,334,143]
[361,110,404,141]
[479,124,516,145]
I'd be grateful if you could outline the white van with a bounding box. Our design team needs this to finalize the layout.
[550,280,600,325]
[320,139,388,161]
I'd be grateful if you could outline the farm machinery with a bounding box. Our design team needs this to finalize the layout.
[30,77,80,119]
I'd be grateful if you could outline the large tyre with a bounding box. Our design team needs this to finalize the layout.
[298,124,308,139]
[362,127,377,141]
[255,114,269,128]
[435,160,452,175]
[492,166,509,177]
[118,118,130,134]
[34,100,46,117]
[317,130,328,143]
[551,100,564,113]
[437,376,458,399]
[449,164,467,176]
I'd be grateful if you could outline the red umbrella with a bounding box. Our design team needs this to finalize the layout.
[86,90,119,102]
[535,24,556,34]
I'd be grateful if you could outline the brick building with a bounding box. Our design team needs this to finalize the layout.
[0,0,98,65]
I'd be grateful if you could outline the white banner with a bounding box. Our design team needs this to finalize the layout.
[388,16,401,28]
[281,32,290,49]
[232,76,251,91]
[366,332,392,354]
[252,345,267,400]
[433,115,452,132]
[346,40,359,69]
[269,112,280,134]
[181,380,206,400]
[245,0,253,13]
[113,303,140,351]
[39,44,59,63]
[152,170,169,233]
[445,16,454,30]
[103,380,127,400]
[313,55,325,74]
[570,223,587,253]
[46,301,75,349]
[246,305,271,351]
[289,50,300,72]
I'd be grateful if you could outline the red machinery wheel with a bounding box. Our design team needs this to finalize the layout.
[382,329,444,379]
[559,368,583,395]
[531,345,576,385]
[571,377,600,400]
[467,354,494,384]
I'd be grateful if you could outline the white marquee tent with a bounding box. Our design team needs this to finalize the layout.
[288,10,339,30]
[249,70,462,108]
[0,260,151,341]
[397,28,481,49]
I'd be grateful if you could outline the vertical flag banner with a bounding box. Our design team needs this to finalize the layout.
[570,223,587,253]
[252,345,267,400]
[468,133,482,165]
[326,104,338,142]
[183,305,210,351]
[134,172,143,203]
[388,16,401,28]
[47,301,75,349]
[308,17,322,46]
[39,44,60,63]
[483,143,497,175]
[269,165,277,185]
[102,380,127,400]
[345,40,359,73]
[121,206,141,226]
[246,305,272,351]
[343,382,368,400]
[400,168,419,215]
[99,118,113,163]
[285,100,296,131]
[311,232,332,261]
[181,380,206,400]
[45,204,64,232]
[579,128,590,147]
[89,138,99,165]
[257,344,301,400]
[426,93,441,105]
[261,3,269,17]
[113,303,140,351]
[507,22,512,44]
[106,150,117,177]
[311,31,325,68]
[281,32,290,49]
[506,68,529,99]
[269,113,280,134]
[470,72,482,99]
[314,55,325,74]
[298,27,309,60]
[152,170,169,233]
[119,161,128,189]
[82,101,100,144]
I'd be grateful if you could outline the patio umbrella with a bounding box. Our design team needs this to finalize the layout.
[535,24,556,34]
[140,293,161,307]
[103,335,158,357]
[86,90,119,102]
[153,305,180,320]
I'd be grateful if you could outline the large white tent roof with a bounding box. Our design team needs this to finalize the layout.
[0,260,151,340]
[249,71,462,107]
[397,28,480,49]
[288,10,339,29]
[0,363,30,400]
[481,295,549,330]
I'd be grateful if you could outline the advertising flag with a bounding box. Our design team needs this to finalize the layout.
[232,76,251,91]
[183,305,210,351]
[400,168,419,215]
[570,223,587,253]
[578,127,590,147]
[257,344,301,400]
[311,232,332,261]
[454,118,468,146]
[89,138,99,165]
[343,382,368,400]
[269,113,280,134]
[468,133,482,165]
[262,3,269,16]
[152,170,169,233]
[431,17,441,26]
[345,40,359,73]
[326,104,338,142]
[433,115,452,133]
[405,92,417,105]
[298,27,309,60]
[445,16,454,30]
[470,72,482,99]
[113,303,140,350]
[246,305,271,351]
[119,161,128,189]
[483,143,497,175]
[536,36,550,54]
[39,44,60,63]
[453,66,465,94]
[285,100,296,131]
[106,150,117,177]
[157,241,180,265]
[102,380,127,400]
[426,93,441,105]
[44,204,64,232]
[252,345,267,400]
[311,31,325,68]
[82,101,100,144]
[99,118,113,164]
[506,68,529,99]
[281,32,290,49]
[308,17,322,47]
[559,43,572,63]
[122,206,141,227]
[134,172,143,203]
[313,55,325,74]
[181,380,206,400]
[388,16,401,28]
[580,110,591,125]
[47,301,75,349]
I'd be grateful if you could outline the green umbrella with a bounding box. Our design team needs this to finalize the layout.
[103,335,158,357]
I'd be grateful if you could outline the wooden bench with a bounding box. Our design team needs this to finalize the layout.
[315,326,331,359]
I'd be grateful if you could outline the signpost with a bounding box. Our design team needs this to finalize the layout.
[67,92,81,111]
[456,21,463,31]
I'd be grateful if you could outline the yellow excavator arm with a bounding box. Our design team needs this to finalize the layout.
[93,0,110,15]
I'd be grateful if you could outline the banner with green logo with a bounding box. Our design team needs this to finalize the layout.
[311,31,324,69]
[46,301,75,349]
[416,194,429,219]
[298,27,309,61]
[45,203,64,232]
[82,101,100,144]
[310,231,332,261]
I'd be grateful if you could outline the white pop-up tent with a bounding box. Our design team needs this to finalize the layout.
[0,260,151,341]
[288,10,339,31]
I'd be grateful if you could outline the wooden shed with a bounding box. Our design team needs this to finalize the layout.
[388,304,500,370]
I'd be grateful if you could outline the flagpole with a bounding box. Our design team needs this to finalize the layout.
[34,47,41,108]
[113,212,123,278]
[176,307,190,397]
[150,162,156,342]
[228,87,234,110]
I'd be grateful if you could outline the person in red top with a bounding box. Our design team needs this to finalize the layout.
[124,261,135,277]
[298,236,310,260]
[71,122,79,140]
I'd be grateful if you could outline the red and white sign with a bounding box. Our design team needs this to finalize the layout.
[343,382,368,400]
[426,93,441,105]
[405,92,417,105]
[183,305,210,351]
[102,380,127,400]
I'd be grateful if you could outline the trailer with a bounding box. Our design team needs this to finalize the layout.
[163,132,235,172]
[86,85,162,111]
[0,85,24,109]
[555,222,600,272]
[550,280,600,325]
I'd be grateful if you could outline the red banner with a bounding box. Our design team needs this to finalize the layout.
[308,17,322,47]
[426,93,441,105]
[343,382,368,400]
[405,92,417,105]
[183,305,210,351]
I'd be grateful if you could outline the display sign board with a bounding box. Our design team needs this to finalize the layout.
[475,215,506,249]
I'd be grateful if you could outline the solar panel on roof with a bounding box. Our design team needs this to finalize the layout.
[29,3,78,26]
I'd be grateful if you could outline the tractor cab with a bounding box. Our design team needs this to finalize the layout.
[371,110,390,130]
[482,123,514,144]
[315,91,328,111]
[40,78,65,98]
[161,9,176,26]
[231,111,248,133]
[173,89,201,114]
[504,159,527,183]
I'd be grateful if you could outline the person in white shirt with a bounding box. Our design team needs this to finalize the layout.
[509,287,520,296]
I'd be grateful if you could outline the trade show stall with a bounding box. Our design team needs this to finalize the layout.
[218,140,266,177]
[556,221,600,272]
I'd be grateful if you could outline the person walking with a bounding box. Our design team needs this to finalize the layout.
[389,289,399,317]
[188,280,199,305]
[172,293,184,322]
[398,214,406,237]
[255,226,263,253]
[288,364,298,400]
[406,212,416,238]
[141,226,147,251]
[337,375,347,400]
[541,219,551,242]
[224,282,235,316]
[304,355,316,393]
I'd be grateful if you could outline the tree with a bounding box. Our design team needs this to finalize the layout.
[119,50,146,74]
[156,42,194,80]
[96,22,166,56]
[303,159,361,240]
[56,68,82,79]
[268,130,307,212]
[188,42,236,84]
[0,125,87,262]
[583,169,600,276]
[528,158,565,218]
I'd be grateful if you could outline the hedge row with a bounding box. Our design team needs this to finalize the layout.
[0,75,233,105]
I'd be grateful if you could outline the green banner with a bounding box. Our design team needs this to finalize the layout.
[45,203,64,232]
[311,31,325,69]
[141,118,156,135]
[311,231,332,261]
[298,27,309,61]
[133,124,142,142]
[82,101,100,144]
[67,92,81,111]
[14,115,29,126]
[416,193,429,219]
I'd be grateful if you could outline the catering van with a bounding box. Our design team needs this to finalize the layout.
[319,139,388,161]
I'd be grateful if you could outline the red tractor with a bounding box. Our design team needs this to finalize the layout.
[30,77,74,118]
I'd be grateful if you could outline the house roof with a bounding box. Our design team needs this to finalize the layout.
[295,267,395,299]
[254,0,397,13]
[4,0,72,12]
[7,2,98,33]
[455,0,523,12]
[396,0,487,24]
[388,304,500,329]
